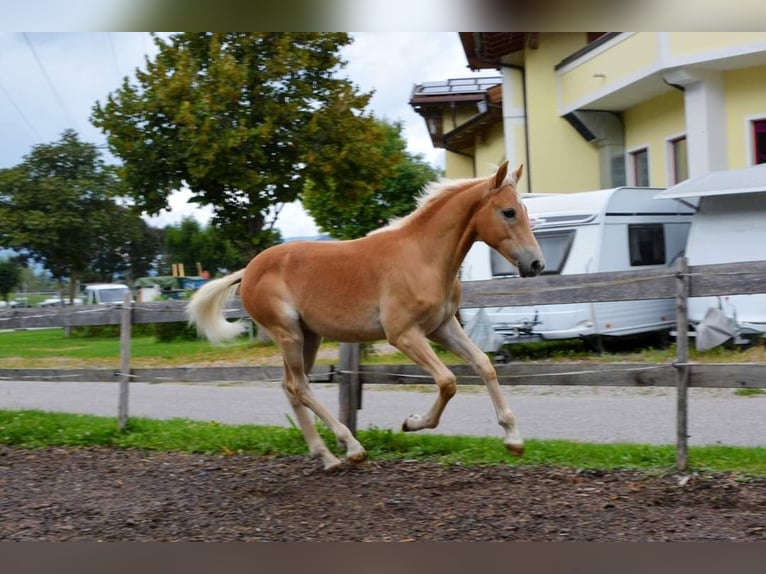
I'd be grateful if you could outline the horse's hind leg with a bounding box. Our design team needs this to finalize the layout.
[280,332,339,470]
[429,317,524,456]
[274,324,366,471]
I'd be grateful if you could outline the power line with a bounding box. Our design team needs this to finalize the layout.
[0,77,42,143]
[22,32,78,130]
[105,32,121,85]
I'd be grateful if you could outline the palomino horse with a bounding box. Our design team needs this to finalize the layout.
[188,161,544,470]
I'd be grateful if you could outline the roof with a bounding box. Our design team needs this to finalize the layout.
[409,77,503,152]
[409,77,502,105]
[459,33,539,70]
[655,163,766,199]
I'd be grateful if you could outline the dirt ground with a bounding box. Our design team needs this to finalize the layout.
[1,445,764,542]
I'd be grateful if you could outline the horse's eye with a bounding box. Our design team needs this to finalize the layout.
[502,207,516,219]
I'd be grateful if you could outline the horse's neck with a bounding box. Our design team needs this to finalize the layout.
[398,187,480,278]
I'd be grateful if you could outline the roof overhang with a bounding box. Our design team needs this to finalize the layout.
[409,78,503,151]
[442,105,503,152]
[656,163,766,199]
[459,32,537,70]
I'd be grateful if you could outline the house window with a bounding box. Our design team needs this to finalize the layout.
[669,136,688,184]
[753,119,766,164]
[630,148,649,186]
[628,224,665,266]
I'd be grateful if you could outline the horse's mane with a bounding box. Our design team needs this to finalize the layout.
[368,177,480,235]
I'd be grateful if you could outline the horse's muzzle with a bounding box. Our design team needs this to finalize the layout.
[519,258,545,277]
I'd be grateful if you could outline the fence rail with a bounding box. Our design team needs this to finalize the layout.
[2,260,764,326]
[1,258,765,470]
[1,361,764,388]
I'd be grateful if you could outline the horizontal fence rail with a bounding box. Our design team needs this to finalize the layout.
[1,362,765,389]
[2,260,765,329]
[0,299,248,329]
[459,259,766,307]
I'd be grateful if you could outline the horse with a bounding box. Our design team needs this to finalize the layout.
[187,161,544,471]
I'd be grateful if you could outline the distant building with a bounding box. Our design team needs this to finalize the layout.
[411,32,766,192]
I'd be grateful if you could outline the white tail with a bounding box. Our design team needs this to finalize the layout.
[186,269,247,344]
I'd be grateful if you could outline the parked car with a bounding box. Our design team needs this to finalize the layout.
[81,283,133,305]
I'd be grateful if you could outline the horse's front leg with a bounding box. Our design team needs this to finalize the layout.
[428,317,524,456]
[389,328,458,432]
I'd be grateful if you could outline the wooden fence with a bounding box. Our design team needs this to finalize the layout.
[1,258,765,470]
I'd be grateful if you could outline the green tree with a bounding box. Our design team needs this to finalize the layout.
[92,32,393,259]
[302,120,441,239]
[0,130,142,301]
[84,205,164,284]
[163,217,247,277]
[0,259,22,304]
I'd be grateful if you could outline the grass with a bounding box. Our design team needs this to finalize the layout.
[735,387,766,397]
[1,409,765,475]
[0,328,306,368]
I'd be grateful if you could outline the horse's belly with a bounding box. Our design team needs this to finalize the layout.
[301,307,385,342]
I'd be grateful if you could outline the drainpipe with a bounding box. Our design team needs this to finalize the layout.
[473,33,533,193]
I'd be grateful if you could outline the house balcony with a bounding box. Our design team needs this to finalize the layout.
[556,32,766,116]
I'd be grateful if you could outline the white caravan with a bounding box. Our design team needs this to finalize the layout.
[82,283,133,305]
[461,187,695,348]
[656,164,766,343]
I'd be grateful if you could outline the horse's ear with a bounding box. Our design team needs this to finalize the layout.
[510,164,524,186]
[492,161,509,189]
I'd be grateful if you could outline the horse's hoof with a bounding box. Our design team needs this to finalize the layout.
[402,414,422,432]
[505,442,525,457]
[322,456,344,473]
[347,447,367,464]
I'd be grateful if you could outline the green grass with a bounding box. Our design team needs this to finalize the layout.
[0,328,290,367]
[1,409,764,475]
[735,387,766,397]
[2,327,765,369]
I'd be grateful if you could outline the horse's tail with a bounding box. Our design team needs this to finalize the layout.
[186,268,247,344]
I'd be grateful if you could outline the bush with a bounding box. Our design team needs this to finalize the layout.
[71,324,154,338]
[154,321,198,342]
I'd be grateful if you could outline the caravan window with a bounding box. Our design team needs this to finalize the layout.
[490,230,575,276]
[628,224,665,266]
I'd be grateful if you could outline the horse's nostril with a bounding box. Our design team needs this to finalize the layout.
[531,260,543,273]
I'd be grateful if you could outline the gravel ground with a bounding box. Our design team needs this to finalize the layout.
[1,445,765,542]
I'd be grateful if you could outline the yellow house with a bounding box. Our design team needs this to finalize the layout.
[411,32,766,193]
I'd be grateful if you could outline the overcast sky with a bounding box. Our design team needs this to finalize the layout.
[0,32,499,238]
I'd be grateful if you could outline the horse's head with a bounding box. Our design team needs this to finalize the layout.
[474,161,545,277]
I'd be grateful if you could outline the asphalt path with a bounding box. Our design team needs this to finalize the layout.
[1,379,764,447]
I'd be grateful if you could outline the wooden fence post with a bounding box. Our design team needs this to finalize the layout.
[338,342,361,435]
[674,257,690,471]
[117,292,133,431]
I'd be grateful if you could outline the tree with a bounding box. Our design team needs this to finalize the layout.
[84,205,164,284]
[302,120,441,239]
[163,217,247,277]
[91,32,394,259]
[0,130,144,300]
[0,259,21,304]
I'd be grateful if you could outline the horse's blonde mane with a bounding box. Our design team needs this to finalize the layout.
[368,177,480,235]
[369,165,519,236]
